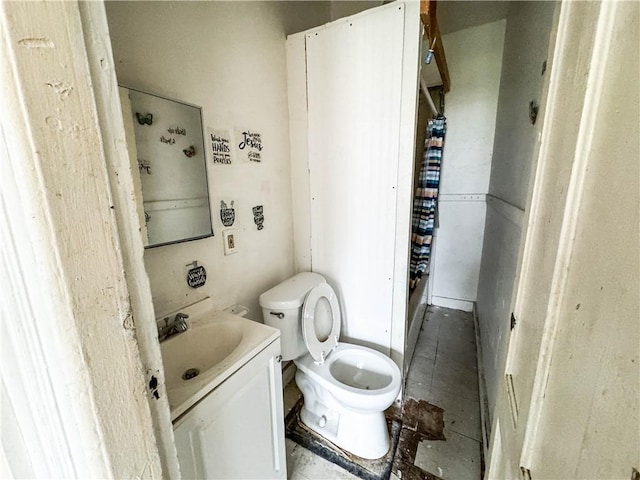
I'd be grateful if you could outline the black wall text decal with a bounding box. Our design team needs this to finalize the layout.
[252,205,264,231]
[187,265,207,288]
[209,128,232,165]
[236,128,263,163]
[220,200,235,227]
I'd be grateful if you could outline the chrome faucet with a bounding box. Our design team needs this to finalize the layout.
[158,312,189,342]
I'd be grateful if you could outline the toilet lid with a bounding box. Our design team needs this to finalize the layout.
[302,283,341,364]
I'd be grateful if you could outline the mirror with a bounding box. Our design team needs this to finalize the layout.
[120,87,214,247]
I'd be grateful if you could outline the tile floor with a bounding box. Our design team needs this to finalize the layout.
[285,305,482,480]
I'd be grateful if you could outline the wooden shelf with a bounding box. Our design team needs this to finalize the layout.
[420,0,451,92]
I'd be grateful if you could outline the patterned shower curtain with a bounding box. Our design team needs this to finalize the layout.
[409,116,447,290]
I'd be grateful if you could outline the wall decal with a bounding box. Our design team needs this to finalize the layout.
[168,126,186,135]
[136,112,153,125]
[208,128,233,165]
[186,263,207,289]
[252,205,264,230]
[160,135,175,145]
[183,145,196,157]
[235,128,263,163]
[220,200,235,226]
[138,159,151,174]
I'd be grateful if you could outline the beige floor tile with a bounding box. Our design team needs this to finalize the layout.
[432,356,479,392]
[414,429,482,480]
[433,326,478,369]
[427,388,482,442]
[415,313,442,345]
[413,333,439,360]
[407,353,436,384]
[429,368,479,403]
[286,442,358,480]
[405,374,430,400]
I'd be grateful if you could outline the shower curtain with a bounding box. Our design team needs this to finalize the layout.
[409,116,447,291]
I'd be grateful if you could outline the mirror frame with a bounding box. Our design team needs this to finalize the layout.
[122,86,214,248]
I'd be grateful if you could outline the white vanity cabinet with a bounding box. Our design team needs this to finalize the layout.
[172,339,286,479]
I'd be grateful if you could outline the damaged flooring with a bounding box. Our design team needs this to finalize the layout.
[284,305,482,480]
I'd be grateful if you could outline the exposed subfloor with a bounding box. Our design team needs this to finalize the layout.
[284,305,482,480]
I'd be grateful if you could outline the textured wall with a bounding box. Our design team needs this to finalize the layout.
[476,1,556,417]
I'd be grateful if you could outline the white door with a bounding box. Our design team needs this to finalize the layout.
[287,2,421,361]
[487,1,640,478]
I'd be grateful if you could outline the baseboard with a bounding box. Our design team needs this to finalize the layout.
[405,277,430,377]
[431,295,474,312]
[472,303,491,462]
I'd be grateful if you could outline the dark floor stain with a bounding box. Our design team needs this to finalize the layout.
[386,401,404,423]
[402,398,446,440]
[392,427,444,480]
[285,390,451,480]
[390,397,447,480]
[393,427,420,471]
[404,464,444,480]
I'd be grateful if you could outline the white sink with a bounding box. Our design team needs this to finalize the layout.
[159,301,280,421]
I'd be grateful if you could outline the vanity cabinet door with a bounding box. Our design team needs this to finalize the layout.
[173,340,286,479]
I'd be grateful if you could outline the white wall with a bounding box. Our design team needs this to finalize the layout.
[476,1,556,420]
[430,20,505,311]
[106,2,330,319]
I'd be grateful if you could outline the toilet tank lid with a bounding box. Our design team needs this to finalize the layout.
[259,272,326,310]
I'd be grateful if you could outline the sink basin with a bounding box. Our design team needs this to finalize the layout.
[161,320,243,387]
[158,303,280,421]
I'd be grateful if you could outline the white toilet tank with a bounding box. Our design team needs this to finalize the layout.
[259,272,326,361]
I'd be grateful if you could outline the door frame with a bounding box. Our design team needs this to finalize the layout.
[0,2,178,477]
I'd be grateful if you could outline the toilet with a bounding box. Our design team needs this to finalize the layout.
[259,272,401,459]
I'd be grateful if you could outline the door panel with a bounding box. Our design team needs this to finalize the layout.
[306,4,405,351]
[173,342,285,479]
[504,0,600,429]
[487,2,640,478]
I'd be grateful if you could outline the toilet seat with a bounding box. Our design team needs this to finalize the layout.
[302,283,341,363]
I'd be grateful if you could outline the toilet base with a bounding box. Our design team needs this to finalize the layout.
[297,397,390,459]
[293,345,400,460]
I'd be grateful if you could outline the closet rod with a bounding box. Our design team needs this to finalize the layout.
[420,77,439,117]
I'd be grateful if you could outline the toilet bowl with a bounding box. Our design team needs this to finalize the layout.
[260,272,401,459]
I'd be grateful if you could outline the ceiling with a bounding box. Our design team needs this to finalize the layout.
[421,1,510,88]
[437,0,509,34]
